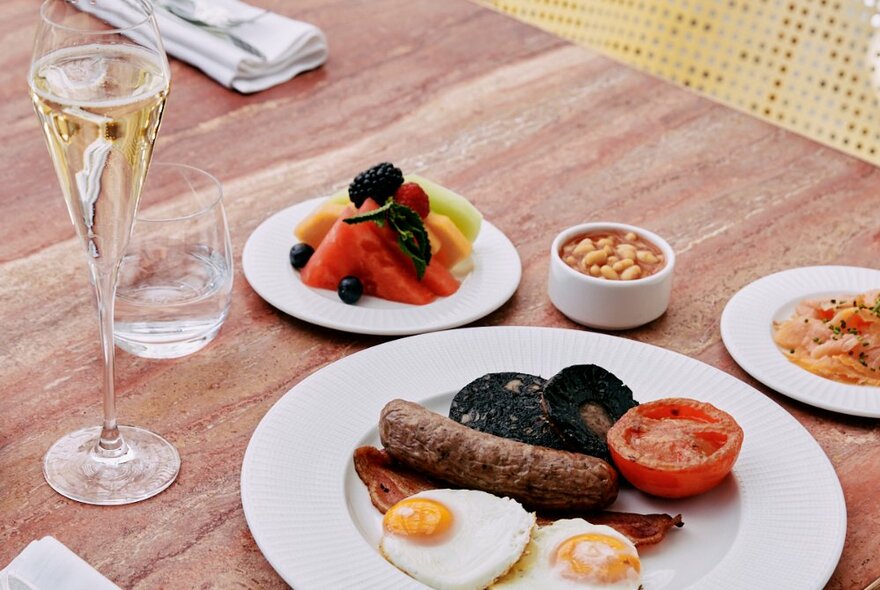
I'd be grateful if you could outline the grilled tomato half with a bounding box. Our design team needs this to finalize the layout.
[607,398,744,498]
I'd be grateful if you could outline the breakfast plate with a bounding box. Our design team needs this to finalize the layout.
[241,326,846,590]
[721,265,880,417]
[242,197,521,336]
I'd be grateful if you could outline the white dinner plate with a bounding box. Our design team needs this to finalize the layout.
[241,197,521,335]
[241,326,846,590]
[721,265,880,417]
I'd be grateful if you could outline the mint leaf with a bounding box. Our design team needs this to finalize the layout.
[342,200,393,227]
[388,203,431,280]
[341,200,432,280]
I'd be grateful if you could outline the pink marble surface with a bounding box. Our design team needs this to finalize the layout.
[1,0,878,588]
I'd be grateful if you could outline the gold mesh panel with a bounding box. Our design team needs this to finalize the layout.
[485,0,880,164]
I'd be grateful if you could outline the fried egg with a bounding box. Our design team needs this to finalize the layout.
[380,489,535,590]
[491,519,641,590]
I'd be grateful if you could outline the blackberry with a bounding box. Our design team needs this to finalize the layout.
[348,163,404,207]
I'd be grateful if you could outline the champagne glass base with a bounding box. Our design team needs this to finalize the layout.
[43,425,180,505]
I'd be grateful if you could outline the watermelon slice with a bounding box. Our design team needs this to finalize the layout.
[300,199,460,305]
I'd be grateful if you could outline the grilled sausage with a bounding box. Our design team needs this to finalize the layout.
[379,399,618,511]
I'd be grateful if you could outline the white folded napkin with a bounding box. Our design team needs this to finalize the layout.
[0,537,120,590]
[79,0,328,93]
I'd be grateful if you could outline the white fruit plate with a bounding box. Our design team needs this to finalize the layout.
[242,197,521,336]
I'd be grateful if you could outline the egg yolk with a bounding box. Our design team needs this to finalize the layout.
[553,533,641,584]
[383,498,454,539]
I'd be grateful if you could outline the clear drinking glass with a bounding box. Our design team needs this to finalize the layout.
[29,0,179,505]
[116,163,233,359]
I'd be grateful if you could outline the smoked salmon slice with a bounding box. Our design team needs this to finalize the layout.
[773,290,880,386]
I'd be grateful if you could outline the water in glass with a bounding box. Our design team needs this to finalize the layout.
[115,163,232,359]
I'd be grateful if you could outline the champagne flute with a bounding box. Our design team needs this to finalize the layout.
[29,0,179,505]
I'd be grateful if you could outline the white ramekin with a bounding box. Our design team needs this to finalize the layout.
[548,222,676,330]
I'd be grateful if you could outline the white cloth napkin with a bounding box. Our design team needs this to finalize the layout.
[79,0,328,93]
[0,537,120,590]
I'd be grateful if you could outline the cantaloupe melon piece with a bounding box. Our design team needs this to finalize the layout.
[406,174,482,242]
[425,225,442,257]
[425,211,472,268]
[295,201,348,247]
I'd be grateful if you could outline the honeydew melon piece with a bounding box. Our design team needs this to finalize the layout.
[406,174,482,243]
[425,212,472,269]
[294,201,349,248]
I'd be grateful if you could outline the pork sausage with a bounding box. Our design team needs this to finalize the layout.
[379,399,618,511]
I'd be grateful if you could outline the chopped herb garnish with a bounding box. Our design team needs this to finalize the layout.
[789,349,795,354]
[812,337,821,343]
[858,352,868,367]
[830,299,837,304]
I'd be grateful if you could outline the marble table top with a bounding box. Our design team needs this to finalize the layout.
[1,0,877,588]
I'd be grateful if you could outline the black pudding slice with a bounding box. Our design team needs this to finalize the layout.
[449,372,568,450]
[542,364,639,462]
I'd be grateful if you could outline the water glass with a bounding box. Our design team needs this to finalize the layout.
[116,163,233,359]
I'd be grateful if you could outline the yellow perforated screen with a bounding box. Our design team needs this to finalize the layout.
[485,0,880,165]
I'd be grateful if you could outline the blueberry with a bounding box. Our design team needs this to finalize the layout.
[337,276,364,304]
[289,243,314,270]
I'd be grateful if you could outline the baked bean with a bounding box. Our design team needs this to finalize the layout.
[584,249,607,266]
[612,259,634,272]
[637,250,658,264]
[560,229,665,280]
[621,265,642,280]
[572,239,595,256]
[617,245,637,260]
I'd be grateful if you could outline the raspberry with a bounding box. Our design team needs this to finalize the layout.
[394,182,430,219]
[348,163,404,207]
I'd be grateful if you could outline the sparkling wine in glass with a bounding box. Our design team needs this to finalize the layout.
[29,0,179,505]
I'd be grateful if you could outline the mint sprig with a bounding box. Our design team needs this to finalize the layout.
[343,201,432,279]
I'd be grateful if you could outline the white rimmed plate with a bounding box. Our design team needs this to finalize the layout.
[241,326,845,590]
[721,265,880,417]
[241,198,521,335]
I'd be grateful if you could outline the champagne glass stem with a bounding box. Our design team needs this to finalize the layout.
[92,265,126,457]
